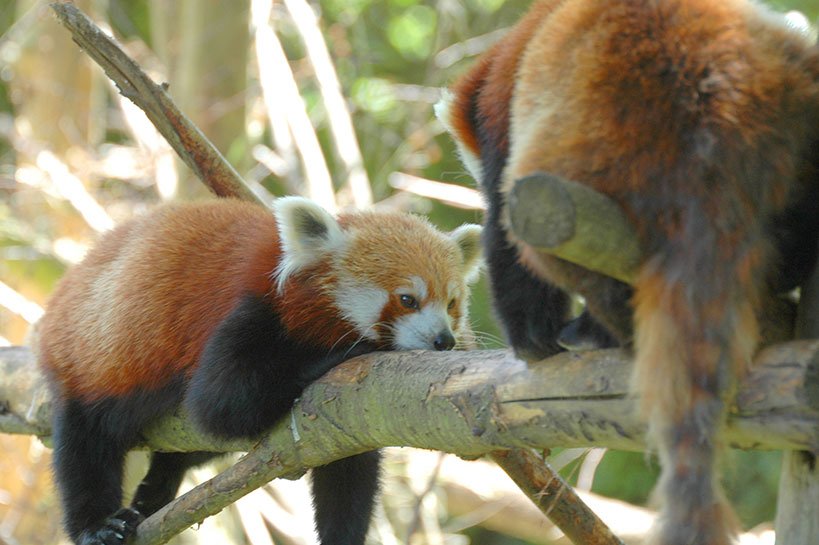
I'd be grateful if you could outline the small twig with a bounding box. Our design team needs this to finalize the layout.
[50,1,262,206]
[0,281,44,324]
[405,452,446,542]
[389,172,484,210]
[491,449,625,545]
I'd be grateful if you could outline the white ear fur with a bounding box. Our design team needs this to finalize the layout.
[450,224,483,284]
[273,196,346,291]
[435,90,484,182]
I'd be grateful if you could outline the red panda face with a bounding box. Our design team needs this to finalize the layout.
[273,197,482,351]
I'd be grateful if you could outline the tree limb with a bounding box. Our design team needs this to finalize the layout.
[775,228,819,544]
[489,449,624,545]
[3,343,818,543]
[5,343,819,454]
[508,173,641,284]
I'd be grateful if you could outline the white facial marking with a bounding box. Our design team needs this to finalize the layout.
[334,280,389,341]
[393,302,453,350]
[447,281,459,301]
[395,276,428,302]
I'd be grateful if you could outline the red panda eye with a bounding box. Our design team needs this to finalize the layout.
[400,294,419,310]
[448,299,456,310]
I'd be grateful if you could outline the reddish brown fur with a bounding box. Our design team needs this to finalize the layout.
[449,1,556,158]
[38,200,356,402]
[446,1,819,544]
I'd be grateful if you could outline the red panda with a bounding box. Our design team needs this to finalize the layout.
[439,1,819,544]
[37,197,482,545]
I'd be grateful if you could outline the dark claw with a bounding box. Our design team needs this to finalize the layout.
[557,311,620,352]
[78,508,145,545]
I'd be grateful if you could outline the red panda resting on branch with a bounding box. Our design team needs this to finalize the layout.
[439,1,819,544]
[37,198,482,545]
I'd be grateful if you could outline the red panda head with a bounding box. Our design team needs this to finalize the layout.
[273,197,482,351]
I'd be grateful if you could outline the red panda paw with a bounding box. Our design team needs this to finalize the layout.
[77,508,144,545]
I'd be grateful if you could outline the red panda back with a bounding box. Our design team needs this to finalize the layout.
[38,200,283,402]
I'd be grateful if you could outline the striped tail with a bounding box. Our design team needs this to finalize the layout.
[632,240,764,545]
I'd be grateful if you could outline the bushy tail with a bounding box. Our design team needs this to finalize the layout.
[311,451,382,545]
[632,246,762,545]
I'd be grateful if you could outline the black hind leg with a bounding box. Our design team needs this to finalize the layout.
[311,451,382,545]
[51,381,183,545]
[52,400,142,545]
[131,452,218,517]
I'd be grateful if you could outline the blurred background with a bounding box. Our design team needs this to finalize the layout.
[1,0,817,543]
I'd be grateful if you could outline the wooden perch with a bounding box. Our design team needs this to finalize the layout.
[4,342,819,454]
[1,343,818,542]
[508,173,641,284]
[8,340,819,452]
[3,342,817,542]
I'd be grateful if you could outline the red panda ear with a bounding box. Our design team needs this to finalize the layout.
[450,224,483,283]
[273,197,346,290]
[435,90,484,183]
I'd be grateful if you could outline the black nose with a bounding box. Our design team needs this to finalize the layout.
[433,331,456,351]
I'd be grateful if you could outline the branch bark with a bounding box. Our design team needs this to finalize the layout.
[5,343,819,453]
[3,343,819,542]
[508,173,641,284]
[775,233,819,545]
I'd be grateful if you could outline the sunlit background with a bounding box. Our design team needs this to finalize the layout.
[1,1,817,543]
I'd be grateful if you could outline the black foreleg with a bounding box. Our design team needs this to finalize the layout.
[131,452,218,517]
[482,221,572,361]
[186,293,376,439]
[311,451,382,545]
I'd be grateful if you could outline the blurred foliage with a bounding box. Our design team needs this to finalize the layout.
[0,0,815,544]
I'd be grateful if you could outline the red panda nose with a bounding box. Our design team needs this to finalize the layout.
[433,331,456,351]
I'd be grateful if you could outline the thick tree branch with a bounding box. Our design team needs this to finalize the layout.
[5,344,819,453]
[3,343,818,543]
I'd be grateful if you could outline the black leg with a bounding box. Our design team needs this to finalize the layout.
[185,294,376,439]
[483,222,572,361]
[50,380,184,545]
[311,451,382,545]
[52,401,140,545]
[131,452,218,517]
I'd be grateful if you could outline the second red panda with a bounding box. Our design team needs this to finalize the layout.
[439,1,819,544]
[37,197,482,545]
